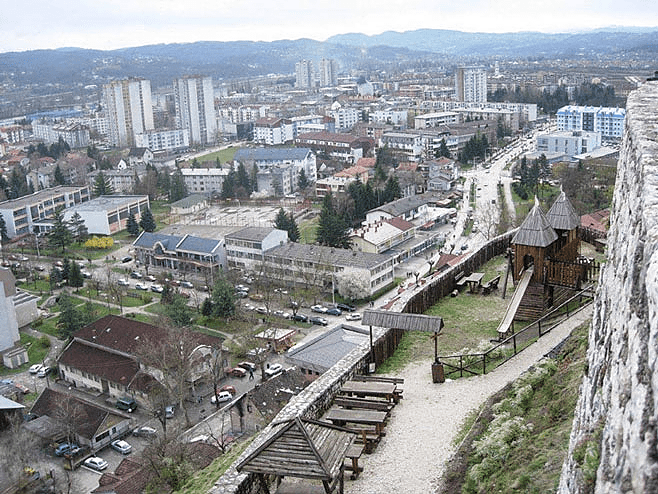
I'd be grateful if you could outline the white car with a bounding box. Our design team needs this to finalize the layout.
[210,391,233,404]
[346,313,362,321]
[264,363,283,378]
[110,439,132,454]
[311,305,328,313]
[84,456,108,471]
[135,282,149,290]
[29,363,44,374]
[117,279,130,286]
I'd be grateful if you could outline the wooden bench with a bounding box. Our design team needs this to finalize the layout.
[482,275,501,295]
[334,397,394,413]
[352,375,404,385]
[344,443,365,479]
[349,427,381,453]
[455,271,468,289]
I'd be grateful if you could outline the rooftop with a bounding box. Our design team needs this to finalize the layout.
[234,147,313,162]
[266,242,396,270]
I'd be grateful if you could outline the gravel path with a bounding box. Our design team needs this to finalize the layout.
[345,305,592,494]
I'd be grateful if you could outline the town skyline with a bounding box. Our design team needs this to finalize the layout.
[4,0,657,54]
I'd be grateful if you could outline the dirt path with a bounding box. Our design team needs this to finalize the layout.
[345,305,592,494]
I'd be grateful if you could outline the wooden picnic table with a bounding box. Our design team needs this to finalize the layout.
[463,272,485,293]
[324,407,388,435]
[340,380,399,403]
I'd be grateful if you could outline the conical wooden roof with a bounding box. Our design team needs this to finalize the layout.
[512,199,558,247]
[546,190,580,231]
[236,417,354,481]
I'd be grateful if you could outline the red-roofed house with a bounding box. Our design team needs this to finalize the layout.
[335,164,369,183]
[28,388,132,451]
[57,315,222,405]
[581,209,610,235]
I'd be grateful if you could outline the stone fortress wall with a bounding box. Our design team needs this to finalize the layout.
[559,81,658,493]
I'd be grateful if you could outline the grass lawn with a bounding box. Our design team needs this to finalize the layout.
[298,216,318,244]
[187,147,241,166]
[377,255,512,375]
[0,333,51,377]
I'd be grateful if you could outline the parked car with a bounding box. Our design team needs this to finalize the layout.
[218,385,237,395]
[311,305,328,313]
[84,456,109,471]
[235,290,249,298]
[237,361,257,372]
[29,363,44,374]
[255,306,268,314]
[247,347,268,357]
[180,281,194,289]
[225,367,247,378]
[34,265,45,271]
[55,442,81,457]
[188,434,209,444]
[115,396,137,413]
[121,256,132,263]
[37,366,54,378]
[346,313,362,321]
[117,279,130,286]
[325,307,342,316]
[130,271,142,279]
[81,271,92,279]
[336,303,356,312]
[150,284,164,293]
[133,426,157,438]
[135,282,149,291]
[309,316,328,326]
[234,284,249,293]
[144,275,156,282]
[264,363,283,378]
[292,313,309,323]
[14,383,30,394]
[111,439,132,454]
[210,391,233,404]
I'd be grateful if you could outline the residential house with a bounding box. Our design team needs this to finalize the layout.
[29,388,132,452]
[127,147,153,167]
[295,131,374,163]
[57,315,223,406]
[179,168,229,197]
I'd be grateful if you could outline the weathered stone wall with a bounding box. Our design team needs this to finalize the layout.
[558,81,658,493]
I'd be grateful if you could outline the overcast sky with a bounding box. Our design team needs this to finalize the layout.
[3,0,657,53]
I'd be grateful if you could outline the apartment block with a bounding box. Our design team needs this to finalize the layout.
[0,185,90,238]
[173,75,217,145]
[102,78,154,148]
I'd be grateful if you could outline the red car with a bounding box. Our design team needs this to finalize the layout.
[218,385,237,395]
[224,367,247,378]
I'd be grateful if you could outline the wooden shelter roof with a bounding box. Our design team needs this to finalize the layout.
[362,310,444,332]
[546,191,580,231]
[236,417,355,481]
[511,200,558,248]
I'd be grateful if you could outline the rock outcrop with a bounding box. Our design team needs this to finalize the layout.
[559,81,658,493]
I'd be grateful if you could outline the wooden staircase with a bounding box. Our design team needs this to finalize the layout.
[514,283,549,321]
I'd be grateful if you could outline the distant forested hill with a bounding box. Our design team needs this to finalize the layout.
[1,28,656,88]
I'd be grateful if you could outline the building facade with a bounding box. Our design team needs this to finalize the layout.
[102,78,154,148]
[173,75,217,145]
[135,128,190,152]
[556,105,626,139]
[62,195,150,235]
[455,66,488,103]
[32,121,90,148]
[536,130,602,157]
[0,185,90,238]
[318,59,338,87]
[225,227,288,271]
[295,60,316,89]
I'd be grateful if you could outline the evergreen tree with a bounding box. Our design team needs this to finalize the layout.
[211,277,236,318]
[236,163,251,194]
[221,169,236,199]
[169,169,187,202]
[126,212,140,236]
[383,176,402,203]
[61,258,71,282]
[48,208,72,253]
[201,297,214,317]
[0,215,8,242]
[274,208,290,232]
[437,138,451,159]
[164,295,194,327]
[93,171,114,196]
[54,164,66,185]
[56,293,83,338]
[316,193,351,249]
[139,208,156,232]
[298,169,309,190]
[9,168,28,199]
[287,212,300,242]
[251,164,259,192]
[68,212,87,243]
[68,261,84,288]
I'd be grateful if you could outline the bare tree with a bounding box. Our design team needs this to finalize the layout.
[0,414,39,488]
[475,202,500,241]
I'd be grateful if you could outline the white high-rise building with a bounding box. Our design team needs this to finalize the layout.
[102,78,154,148]
[318,59,337,87]
[455,66,488,103]
[556,105,626,139]
[295,60,316,89]
[173,75,217,145]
